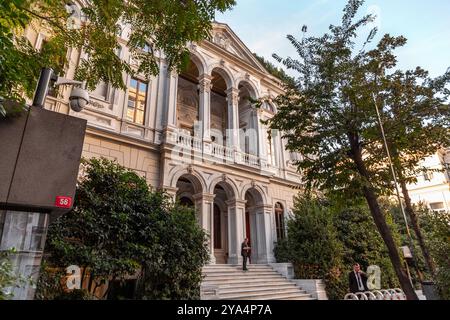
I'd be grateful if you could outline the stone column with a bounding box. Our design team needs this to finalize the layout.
[164,70,179,130]
[225,88,240,150]
[164,186,178,203]
[198,75,213,156]
[198,75,212,141]
[226,198,246,265]
[256,109,268,168]
[248,208,258,263]
[160,70,179,146]
[194,193,216,264]
[254,204,276,263]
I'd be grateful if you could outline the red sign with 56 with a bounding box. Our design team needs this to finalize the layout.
[55,196,72,208]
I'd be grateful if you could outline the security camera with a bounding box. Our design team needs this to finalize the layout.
[69,87,90,112]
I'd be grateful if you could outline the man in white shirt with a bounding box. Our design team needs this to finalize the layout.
[349,263,368,293]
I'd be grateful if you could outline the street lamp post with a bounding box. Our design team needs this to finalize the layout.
[372,93,419,288]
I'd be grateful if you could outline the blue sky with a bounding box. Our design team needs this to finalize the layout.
[216,0,450,77]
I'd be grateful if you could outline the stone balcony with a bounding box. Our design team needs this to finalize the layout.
[165,129,280,176]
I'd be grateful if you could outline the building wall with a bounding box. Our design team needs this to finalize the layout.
[406,149,450,212]
[26,18,304,264]
[81,132,161,188]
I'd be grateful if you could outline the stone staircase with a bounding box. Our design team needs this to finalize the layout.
[201,264,315,300]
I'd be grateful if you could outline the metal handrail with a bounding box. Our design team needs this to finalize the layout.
[344,289,407,300]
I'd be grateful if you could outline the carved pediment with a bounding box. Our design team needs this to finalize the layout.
[210,23,267,73]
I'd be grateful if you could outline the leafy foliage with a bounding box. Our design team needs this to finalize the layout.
[253,53,296,87]
[0,250,16,300]
[1,0,235,116]
[263,0,450,299]
[0,248,30,300]
[0,0,67,117]
[37,158,209,300]
[419,209,450,299]
[391,204,450,300]
[274,194,401,299]
[274,195,346,300]
[332,198,400,290]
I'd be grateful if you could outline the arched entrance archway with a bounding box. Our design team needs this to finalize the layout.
[244,188,264,264]
[211,181,235,264]
[175,174,203,223]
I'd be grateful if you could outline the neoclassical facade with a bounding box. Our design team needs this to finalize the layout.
[26,22,304,265]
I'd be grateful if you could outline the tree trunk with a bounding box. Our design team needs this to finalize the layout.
[399,178,436,277]
[349,141,418,300]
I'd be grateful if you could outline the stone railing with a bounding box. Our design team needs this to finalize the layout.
[211,143,234,162]
[344,289,406,300]
[170,131,203,152]
[236,150,260,168]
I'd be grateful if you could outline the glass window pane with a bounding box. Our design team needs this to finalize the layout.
[135,109,144,125]
[127,78,148,124]
[130,78,138,89]
[139,82,147,93]
[126,107,135,122]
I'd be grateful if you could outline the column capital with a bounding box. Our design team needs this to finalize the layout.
[193,192,216,203]
[225,87,240,97]
[226,198,247,208]
[254,204,273,213]
[163,186,178,196]
[198,73,212,81]
[198,77,212,94]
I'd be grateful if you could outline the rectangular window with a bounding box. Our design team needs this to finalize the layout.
[429,202,444,210]
[126,78,148,125]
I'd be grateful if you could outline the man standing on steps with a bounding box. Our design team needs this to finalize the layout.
[241,238,251,271]
[349,263,368,293]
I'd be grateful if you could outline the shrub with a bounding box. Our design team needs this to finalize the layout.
[418,207,450,299]
[37,158,209,300]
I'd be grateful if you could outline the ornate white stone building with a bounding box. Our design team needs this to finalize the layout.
[26,22,304,265]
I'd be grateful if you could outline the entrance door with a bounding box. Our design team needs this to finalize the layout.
[245,211,252,263]
[213,204,227,264]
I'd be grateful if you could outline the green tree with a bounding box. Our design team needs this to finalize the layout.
[0,0,235,116]
[275,194,402,299]
[418,207,450,299]
[331,198,400,290]
[253,53,296,87]
[265,0,420,299]
[371,68,450,277]
[275,195,346,300]
[37,158,209,300]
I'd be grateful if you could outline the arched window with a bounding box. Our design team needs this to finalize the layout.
[275,202,285,241]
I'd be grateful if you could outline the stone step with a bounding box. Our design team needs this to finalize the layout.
[203,275,284,281]
[280,295,317,301]
[203,268,274,272]
[223,289,310,300]
[202,278,291,286]
[203,271,281,278]
[204,264,271,267]
[203,266,272,271]
[201,264,315,301]
[219,285,304,295]
[214,282,299,290]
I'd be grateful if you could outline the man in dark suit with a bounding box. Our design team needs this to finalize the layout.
[349,263,368,293]
[241,238,251,271]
